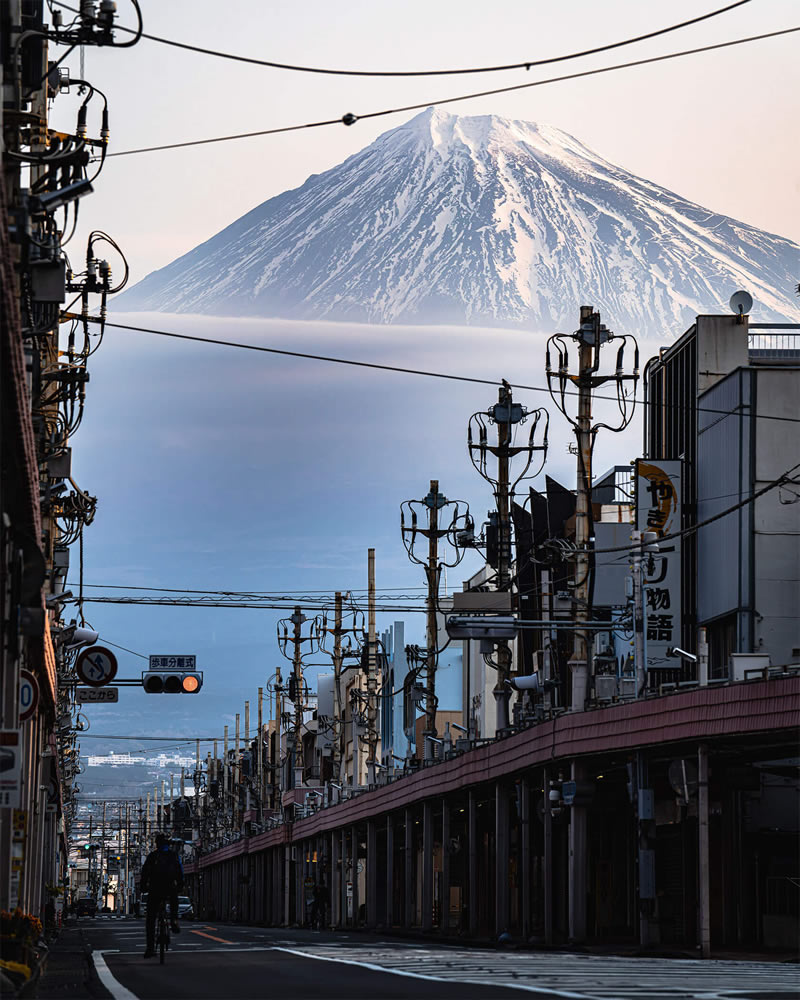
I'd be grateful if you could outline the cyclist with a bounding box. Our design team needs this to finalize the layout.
[141,832,183,958]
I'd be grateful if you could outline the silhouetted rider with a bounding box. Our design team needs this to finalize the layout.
[141,832,183,958]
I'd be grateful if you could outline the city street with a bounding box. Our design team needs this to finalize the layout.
[44,917,800,1000]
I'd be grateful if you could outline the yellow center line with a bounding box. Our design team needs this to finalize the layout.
[190,929,236,944]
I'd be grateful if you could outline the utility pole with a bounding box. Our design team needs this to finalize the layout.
[468,384,548,731]
[572,320,594,714]
[546,309,639,711]
[88,813,94,897]
[424,487,441,748]
[124,804,130,916]
[223,725,229,828]
[366,549,379,783]
[100,801,106,906]
[257,687,264,817]
[292,610,304,786]
[277,607,320,789]
[401,483,471,756]
[320,593,362,786]
[333,593,344,782]
[545,307,639,946]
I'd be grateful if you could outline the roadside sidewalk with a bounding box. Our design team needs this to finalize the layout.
[33,921,110,1000]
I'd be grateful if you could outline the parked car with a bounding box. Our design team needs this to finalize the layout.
[177,896,194,921]
[76,897,97,917]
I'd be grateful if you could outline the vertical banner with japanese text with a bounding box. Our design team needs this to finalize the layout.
[636,459,682,670]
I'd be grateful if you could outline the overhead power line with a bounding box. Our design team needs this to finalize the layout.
[59,0,754,77]
[94,319,800,426]
[99,25,800,159]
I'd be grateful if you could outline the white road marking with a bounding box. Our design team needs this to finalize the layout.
[270,946,593,997]
[271,944,800,1000]
[94,951,140,1000]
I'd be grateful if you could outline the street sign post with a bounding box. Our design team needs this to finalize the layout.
[76,687,119,704]
[76,646,118,687]
[19,670,39,723]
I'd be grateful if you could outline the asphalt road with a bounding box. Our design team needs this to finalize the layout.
[56,916,800,1000]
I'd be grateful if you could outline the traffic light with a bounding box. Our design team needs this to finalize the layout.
[142,671,203,694]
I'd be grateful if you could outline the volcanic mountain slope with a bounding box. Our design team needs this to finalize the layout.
[118,108,800,336]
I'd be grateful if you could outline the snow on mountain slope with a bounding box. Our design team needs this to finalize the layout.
[117,108,800,336]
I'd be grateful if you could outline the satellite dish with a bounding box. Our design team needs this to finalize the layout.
[729,290,753,316]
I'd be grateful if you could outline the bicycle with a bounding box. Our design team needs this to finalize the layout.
[156,899,170,964]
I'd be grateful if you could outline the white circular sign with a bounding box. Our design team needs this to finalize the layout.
[76,646,118,688]
[19,669,39,722]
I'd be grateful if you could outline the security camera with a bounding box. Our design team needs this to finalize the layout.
[506,674,555,692]
[667,646,697,663]
[32,178,94,215]
[46,590,73,607]
[66,627,99,650]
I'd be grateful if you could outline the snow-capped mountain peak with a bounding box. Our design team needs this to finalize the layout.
[117,109,800,336]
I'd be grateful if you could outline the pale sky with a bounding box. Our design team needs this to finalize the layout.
[51,0,800,285]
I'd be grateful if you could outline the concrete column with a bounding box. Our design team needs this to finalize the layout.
[331,831,341,928]
[495,782,510,938]
[568,760,587,943]
[283,845,291,926]
[467,789,477,936]
[385,815,394,928]
[698,744,711,958]
[520,777,531,941]
[543,765,553,945]
[340,829,348,927]
[441,800,450,933]
[422,800,434,931]
[366,819,377,928]
[404,808,413,928]
[351,824,360,926]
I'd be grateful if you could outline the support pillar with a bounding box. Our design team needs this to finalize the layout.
[543,766,553,945]
[495,782,510,938]
[385,815,394,929]
[441,800,450,933]
[520,776,531,941]
[422,800,434,931]
[468,789,477,936]
[340,829,348,927]
[351,824,360,926]
[568,760,587,943]
[331,831,341,928]
[698,744,711,958]
[366,819,377,928]
[404,808,414,928]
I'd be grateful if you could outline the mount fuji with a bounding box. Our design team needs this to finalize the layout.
[117,108,800,336]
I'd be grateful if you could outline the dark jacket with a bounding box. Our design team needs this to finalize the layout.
[141,845,183,895]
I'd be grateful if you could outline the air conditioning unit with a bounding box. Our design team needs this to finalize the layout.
[595,675,618,701]
[729,653,770,682]
[619,676,637,699]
